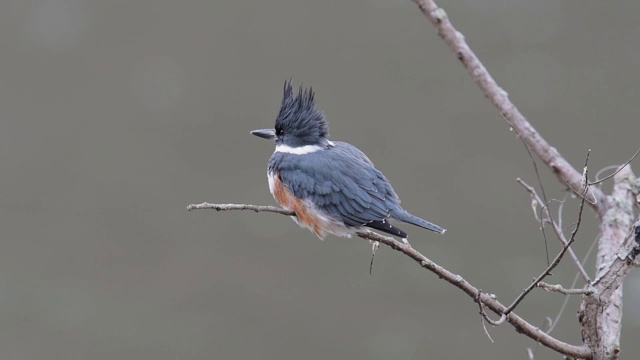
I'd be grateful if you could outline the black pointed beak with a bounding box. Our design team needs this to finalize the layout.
[251,129,277,140]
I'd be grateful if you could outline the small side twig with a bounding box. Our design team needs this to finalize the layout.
[475,291,496,342]
[546,232,600,336]
[188,202,592,359]
[526,347,535,360]
[517,178,591,282]
[588,147,640,185]
[187,202,295,215]
[503,151,591,315]
[536,282,595,295]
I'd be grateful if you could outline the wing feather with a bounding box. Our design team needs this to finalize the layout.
[271,142,403,229]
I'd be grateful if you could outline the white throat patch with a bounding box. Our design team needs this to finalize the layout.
[275,141,335,155]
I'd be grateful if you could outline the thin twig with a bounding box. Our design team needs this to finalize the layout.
[503,229,580,315]
[511,123,559,267]
[187,202,296,215]
[187,202,592,359]
[475,291,507,326]
[595,165,621,183]
[537,201,552,266]
[475,291,496,342]
[515,125,551,218]
[503,151,591,315]
[537,282,595,295]
[588,147,640,185]
[546,232,599,336]
[560,175,598,205]
[526,347,535,360]
[516,179,591,282]
[557,194,567,233]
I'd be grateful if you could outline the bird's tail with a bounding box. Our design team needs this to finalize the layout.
[393,210,446,235]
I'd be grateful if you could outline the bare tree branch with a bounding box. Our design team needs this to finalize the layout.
[503,152,590,316]
[517,178,591,282]
[187,202,592,359]
[410,0,606,214]
[546,233,600,336]
[187,202,295,215]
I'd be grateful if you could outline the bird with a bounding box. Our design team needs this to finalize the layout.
[251,81,446,243]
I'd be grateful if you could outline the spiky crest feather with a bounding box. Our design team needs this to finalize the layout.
[275,80,329,146]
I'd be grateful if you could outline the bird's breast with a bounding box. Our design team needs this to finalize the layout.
[268,171,300,213]
[267,170,349,239]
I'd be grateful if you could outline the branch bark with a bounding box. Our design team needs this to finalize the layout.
[580,166,638,360]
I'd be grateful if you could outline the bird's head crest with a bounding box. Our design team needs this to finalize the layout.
[274,80,329,147]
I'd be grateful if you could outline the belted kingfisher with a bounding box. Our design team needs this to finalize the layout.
[251,81,446,242]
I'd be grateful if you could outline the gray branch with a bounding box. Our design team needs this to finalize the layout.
[411,0,606,214]
[580,166,638,359]
[187,202,591,359]
[187,202,295,216]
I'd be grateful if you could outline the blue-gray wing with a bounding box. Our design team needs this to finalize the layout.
[269,142,403,230]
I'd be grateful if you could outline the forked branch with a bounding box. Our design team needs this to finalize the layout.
[187,202,592,359]
[503,152,591,316]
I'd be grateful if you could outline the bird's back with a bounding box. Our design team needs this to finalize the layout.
[268,141,404,233]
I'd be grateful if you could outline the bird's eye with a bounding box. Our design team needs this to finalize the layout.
[276,128,284,136]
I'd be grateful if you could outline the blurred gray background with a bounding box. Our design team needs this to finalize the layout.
[0,0,639,359]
